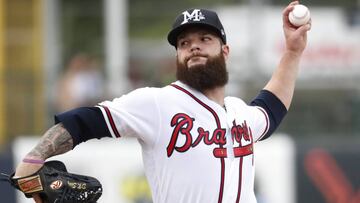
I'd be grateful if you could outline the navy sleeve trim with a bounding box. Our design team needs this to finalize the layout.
[250,90,287,140]
[54,107,112,148]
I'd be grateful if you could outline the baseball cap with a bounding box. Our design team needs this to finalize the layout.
[167,8,227,47]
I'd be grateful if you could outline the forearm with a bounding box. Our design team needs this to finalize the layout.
[25,123,73,160]
[264,51,302,110]
[264,1,311,110]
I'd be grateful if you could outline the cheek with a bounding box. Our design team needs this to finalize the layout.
[176,53,186,63]
[205,45,221,56]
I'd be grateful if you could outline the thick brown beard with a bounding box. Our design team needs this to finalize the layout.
[176,51,228,93]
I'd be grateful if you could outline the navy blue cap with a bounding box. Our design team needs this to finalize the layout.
[167,8,227,47]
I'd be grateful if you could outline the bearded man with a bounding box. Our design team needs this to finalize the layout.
[14,1,310,203]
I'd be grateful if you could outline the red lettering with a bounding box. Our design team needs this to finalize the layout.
[167,113,194,157]
[167,115,254,157]
[211,129,226,145]
[242,121,250,141]
[231,120,252,144]
[193,127,209,147]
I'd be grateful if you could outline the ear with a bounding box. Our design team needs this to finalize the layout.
[222,44,230,60]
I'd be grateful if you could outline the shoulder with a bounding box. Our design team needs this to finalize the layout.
[98,87,161,109]
[127,86,161,96]
[224,96,259,116]
[115,86,160,101]
[224,96,248,107]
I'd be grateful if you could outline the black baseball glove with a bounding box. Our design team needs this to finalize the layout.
[0,160,103,203]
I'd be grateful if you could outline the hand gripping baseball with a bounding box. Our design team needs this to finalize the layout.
[283,1,311,54]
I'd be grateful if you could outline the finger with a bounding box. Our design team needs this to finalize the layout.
[33,194,43,203]
[282,1,299,27]
[296,21,311,36]
[289,0,299,6]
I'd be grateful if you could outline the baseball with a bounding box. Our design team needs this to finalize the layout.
[288,4,310,27]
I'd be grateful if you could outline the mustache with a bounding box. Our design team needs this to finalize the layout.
[185,53,208,63]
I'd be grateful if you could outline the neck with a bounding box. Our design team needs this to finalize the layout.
[203,86,225,106]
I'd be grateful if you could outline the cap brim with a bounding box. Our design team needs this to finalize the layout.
[167,22,223,47]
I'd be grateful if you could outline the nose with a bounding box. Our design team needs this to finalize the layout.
[190,41,201,52]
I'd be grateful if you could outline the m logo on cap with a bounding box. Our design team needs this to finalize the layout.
[181,9,205,25]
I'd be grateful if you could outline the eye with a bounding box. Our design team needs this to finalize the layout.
[202,36,212,42]
[178,40,189,47]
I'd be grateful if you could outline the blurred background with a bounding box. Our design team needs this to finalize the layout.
[0,0,359,202]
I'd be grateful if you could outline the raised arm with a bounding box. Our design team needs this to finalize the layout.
[264,1,311,110]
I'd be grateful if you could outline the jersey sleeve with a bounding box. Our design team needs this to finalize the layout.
[245,105,271,142]
[97,87,160,146]
[54,107,112,148]
[250,90,287,141]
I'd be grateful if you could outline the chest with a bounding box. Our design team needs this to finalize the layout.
[158,104,254,159]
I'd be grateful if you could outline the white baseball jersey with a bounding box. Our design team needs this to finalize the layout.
[97,81,270,203]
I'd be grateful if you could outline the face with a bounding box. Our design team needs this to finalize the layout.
[175,27,230,92]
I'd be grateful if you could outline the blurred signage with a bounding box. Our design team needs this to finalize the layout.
[297,139,360,203]
[304,149,360,203]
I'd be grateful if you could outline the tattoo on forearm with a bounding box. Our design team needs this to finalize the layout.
[27,123,73,160]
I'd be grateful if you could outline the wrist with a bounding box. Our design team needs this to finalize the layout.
[22,158,45,165]
[14,159,44,178]
[284,50,303,58]
[23,154,46,163]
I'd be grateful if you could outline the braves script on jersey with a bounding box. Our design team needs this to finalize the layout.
[97,81,270,203]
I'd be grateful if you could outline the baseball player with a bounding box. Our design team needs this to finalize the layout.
[14,1,310,203]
